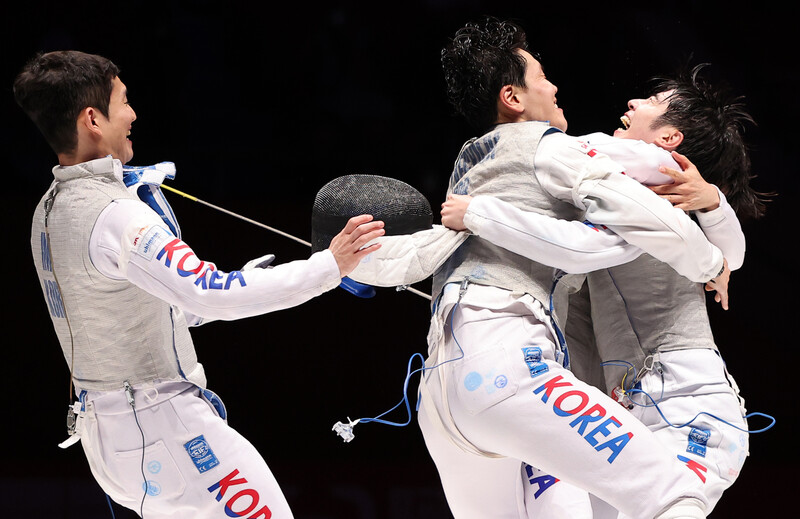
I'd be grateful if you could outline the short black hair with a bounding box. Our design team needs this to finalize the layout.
[652,64,768,220]
[441,17,534,133]
[13,50,120,155]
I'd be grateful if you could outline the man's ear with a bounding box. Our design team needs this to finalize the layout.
[656,127,684,151]
[78,107,103,137]
[497,84,524,122]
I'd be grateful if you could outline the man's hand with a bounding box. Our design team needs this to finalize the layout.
[328,215,385,277]
[706,258,730,310]
[650,151,720,212]
[441,194,473,231]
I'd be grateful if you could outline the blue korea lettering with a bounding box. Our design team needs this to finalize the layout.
[533,375,634,464]
[452,133,500,184]
[224,271,246,290]
[524,464,559,499]
[45,279,66,318]
[41,232,52,272]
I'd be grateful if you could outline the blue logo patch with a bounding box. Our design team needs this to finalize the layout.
[523,346,548,378]
[687,428,710,457]
[147,460,162,474]
[464,371,483,391]
[464,369,508,395]
[184,435,220,473]
[143,480,162,496]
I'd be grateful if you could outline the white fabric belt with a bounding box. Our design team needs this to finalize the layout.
[84,380,195,415]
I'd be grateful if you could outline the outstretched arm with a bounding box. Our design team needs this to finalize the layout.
[347,225,469,287]
[90,199,385,321]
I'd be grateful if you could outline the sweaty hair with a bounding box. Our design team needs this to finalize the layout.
[441,18,533,133]
[651,64,768,220]
[13,50,120,155]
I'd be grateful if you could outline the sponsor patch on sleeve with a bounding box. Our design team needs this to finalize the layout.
[133,225,172,262]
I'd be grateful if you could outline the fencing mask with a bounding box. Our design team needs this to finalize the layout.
[312,174,433,252]
[312,174,433,298]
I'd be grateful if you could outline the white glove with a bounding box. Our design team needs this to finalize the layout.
[242,254,276,270]
[349,225,468,287]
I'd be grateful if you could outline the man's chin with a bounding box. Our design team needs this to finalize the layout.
[553,118,568,132]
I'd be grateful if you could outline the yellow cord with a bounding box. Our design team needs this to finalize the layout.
[619,365,635,395]
[160,183,198,202]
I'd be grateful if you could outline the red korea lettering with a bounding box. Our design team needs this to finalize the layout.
[208,469,272,518]
[156,238,189,268]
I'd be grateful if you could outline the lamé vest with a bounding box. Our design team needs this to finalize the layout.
[433,121,585,323]
[587,253,719,392]
[31,157,205,393]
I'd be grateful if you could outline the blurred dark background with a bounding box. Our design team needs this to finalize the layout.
[2,1,794,517]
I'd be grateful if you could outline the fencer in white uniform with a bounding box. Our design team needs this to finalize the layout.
[350,122,730,519]
[346,18,737,518]
[18,50,384,519]
[442,132,749,518]
[33,155,385,518]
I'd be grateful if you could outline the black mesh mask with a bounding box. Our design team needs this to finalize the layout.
[312,174,433,252]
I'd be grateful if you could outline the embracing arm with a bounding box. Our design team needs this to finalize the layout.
[691,190,744,270]
[535,133,724,283]
[468,139,744,273]
[650,152,745,270]
[441,194,642,273]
